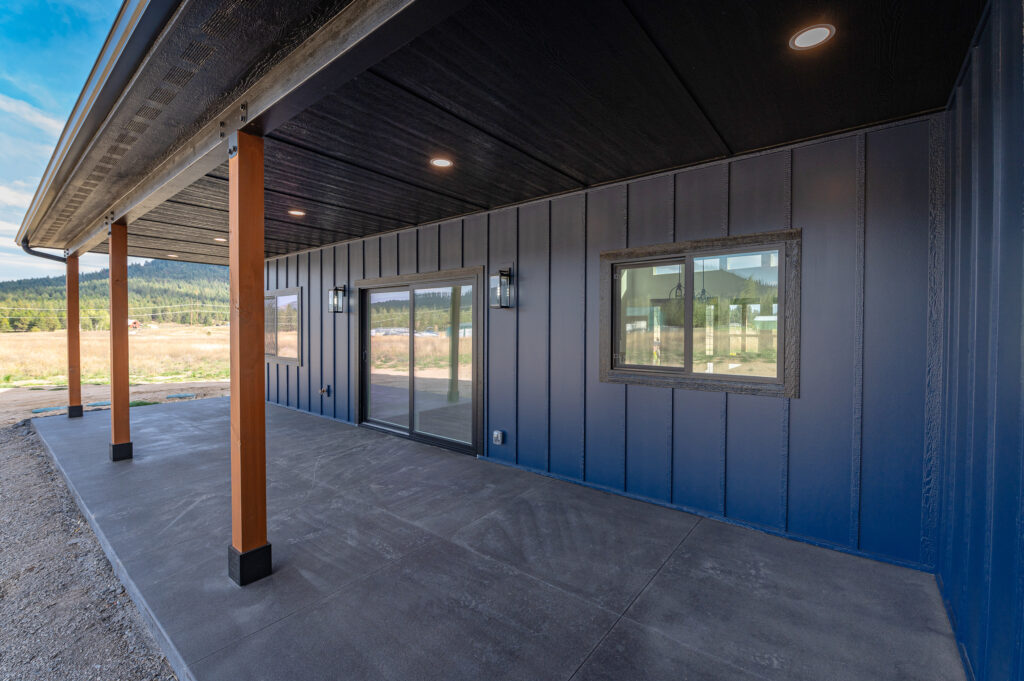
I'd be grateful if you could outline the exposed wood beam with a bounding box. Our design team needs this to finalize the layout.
[108,220,132,461]
[227,131,271,585]
[66,0,470,259]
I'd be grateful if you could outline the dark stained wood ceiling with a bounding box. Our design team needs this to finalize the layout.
[108,0,986,263]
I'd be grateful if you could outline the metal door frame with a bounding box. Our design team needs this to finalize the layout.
[355,266,484,456]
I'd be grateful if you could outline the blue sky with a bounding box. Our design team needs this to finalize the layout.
[0,0,143,281]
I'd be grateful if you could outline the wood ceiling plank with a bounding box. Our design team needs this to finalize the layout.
[624,0,985,152]
[263,138,479,224]
[272,71,582,209]
[372,0,727,185]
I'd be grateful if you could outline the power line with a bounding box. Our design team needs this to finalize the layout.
[0,303,230,311]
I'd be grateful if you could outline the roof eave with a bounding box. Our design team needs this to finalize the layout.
[15,0,181,250]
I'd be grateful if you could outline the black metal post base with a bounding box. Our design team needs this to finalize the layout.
[228,543,272,586]
[67,405,83,418]
[109,441,133,461]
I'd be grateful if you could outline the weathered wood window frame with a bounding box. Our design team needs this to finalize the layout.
[599,229,800,398]
[264,286,302,365]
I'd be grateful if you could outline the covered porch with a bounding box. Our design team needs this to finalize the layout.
[34,398,963,681]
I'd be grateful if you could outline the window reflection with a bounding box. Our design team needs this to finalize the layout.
[413,284,473,444]
[276,294,299,360]
[692,250,779,377]
[368,290,410,428]
[264,295,277,356]
[616,261,685,367]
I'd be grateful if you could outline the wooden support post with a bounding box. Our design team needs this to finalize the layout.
[66,255,83,418]
[227,131,271,586]
[109,221,132,461]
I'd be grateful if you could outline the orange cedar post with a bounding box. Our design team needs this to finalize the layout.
[66,255,83,418]
[227,131,271,585]
[109,220,132,461]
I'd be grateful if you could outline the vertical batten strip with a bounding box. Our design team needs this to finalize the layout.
[921,115,948,568]
[546,201,553,473]
[850,134,866,548]
[781,149,793,531]
[721,162,730,516]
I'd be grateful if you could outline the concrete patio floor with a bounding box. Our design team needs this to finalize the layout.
[33,398,964,681]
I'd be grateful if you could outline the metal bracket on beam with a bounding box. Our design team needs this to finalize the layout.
[56,0,469,259]
[227,132,239,159]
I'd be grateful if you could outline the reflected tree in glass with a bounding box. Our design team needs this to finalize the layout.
[691,250,779,377]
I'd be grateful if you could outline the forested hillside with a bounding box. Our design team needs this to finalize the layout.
[0,260,229,332]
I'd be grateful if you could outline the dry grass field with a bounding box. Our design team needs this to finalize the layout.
[370,334,473,379]
[0,324,230,387]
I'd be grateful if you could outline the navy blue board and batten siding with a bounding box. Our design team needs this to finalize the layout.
[265,116,944,573]
[936,1,1024,681]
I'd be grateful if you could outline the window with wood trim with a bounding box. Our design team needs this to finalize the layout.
[599,230,800,397]
[264,287,301,364]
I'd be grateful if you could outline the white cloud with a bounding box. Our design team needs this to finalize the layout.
[0,93,64,137]
[0,248,65,277]
[0,219,20,239]
[0,248,110,281]
[0,184,33,210]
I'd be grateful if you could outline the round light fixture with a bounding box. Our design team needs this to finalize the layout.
[214,237,227,242]
[789,23,835,50]
[288,209,306,217]
[430,158,453,168]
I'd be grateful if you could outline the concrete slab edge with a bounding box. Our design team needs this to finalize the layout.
[32,420,197,681]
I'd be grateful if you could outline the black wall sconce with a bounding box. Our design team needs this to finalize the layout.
[328,285,347,313]
[489,265,514,309]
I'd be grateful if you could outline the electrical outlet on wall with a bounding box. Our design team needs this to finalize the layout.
[492,430,505,445]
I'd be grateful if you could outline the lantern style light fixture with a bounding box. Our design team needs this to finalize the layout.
[489,265,514,309]
[328,285,347,313]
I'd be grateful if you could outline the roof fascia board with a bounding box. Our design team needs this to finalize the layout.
[15,0,182,248]
[65,0,469,258]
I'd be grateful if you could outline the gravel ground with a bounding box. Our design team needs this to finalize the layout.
[0,381,230,427]
[0,420,175,681]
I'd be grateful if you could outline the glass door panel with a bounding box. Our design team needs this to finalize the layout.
[367,289,410,429]
[412,284,473,444]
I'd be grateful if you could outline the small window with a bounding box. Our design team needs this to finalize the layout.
[265,288,301,363]
[600,230,800,397]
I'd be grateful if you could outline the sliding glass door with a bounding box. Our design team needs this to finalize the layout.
[364,276,477,451]
[367,288,411,428]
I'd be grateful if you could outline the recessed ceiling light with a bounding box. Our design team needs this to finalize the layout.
[288,209,306,217]
[430,158,453,168]
[167,254,178,258]
[789,23,835,50]
[214,237,227,242]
